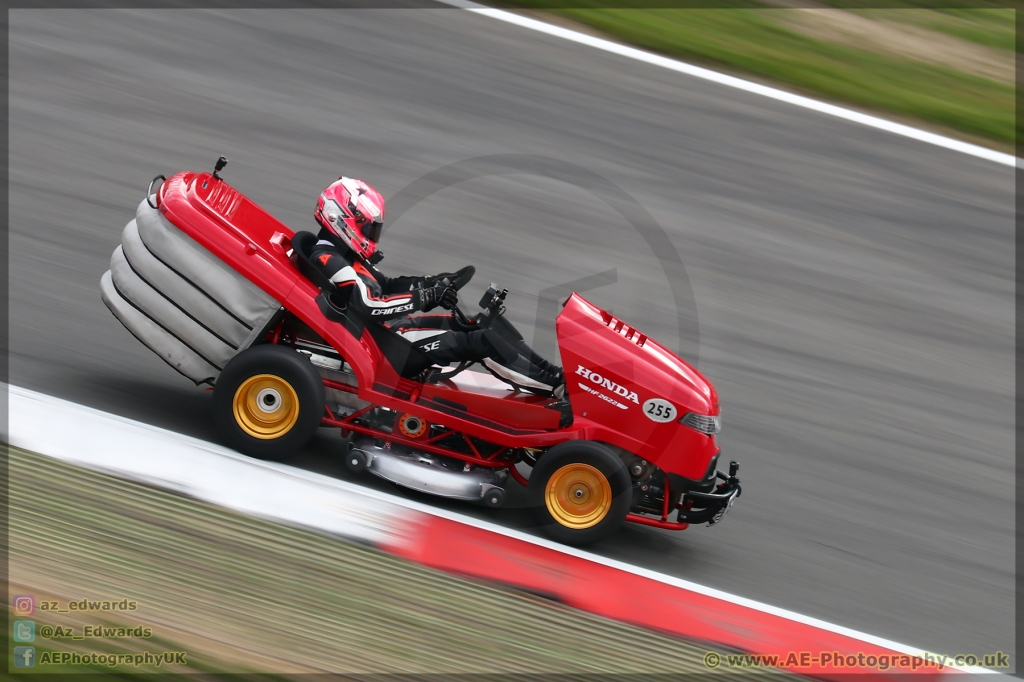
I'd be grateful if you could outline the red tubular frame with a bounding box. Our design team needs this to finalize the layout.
[507,463,529,487]
[625,514,689,530]
[322,376,514,468]
[425,430,454,445]
[321,414,513,469]
[622,474,689,530]
[662,475,671,520]
[320,392,514,471]
[322,377,359,395]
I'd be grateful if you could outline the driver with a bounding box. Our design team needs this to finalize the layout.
[310,177,564,397]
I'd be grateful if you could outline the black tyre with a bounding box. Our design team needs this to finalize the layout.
[528,441,632,546]
[213,344,326,461]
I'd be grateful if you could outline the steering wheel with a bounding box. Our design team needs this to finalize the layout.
[448,265,475,291]
[439,266,478,329]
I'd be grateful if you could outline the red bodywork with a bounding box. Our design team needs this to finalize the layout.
[157,171,722,529]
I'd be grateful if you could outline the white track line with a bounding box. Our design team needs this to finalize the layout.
[438,0,1016,168]
[7,384,999,675]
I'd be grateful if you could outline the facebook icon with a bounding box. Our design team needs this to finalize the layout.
[14,646,35,668]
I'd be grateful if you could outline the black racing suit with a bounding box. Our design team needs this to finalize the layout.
[309,235,562,391]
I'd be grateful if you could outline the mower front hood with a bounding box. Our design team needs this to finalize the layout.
[556,293,718,417]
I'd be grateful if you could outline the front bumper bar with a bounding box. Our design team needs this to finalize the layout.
[679,471,742,525]
[626,461,742,530]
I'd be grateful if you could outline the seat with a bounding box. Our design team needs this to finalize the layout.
[290,231,343,295]
[290,231,435,379]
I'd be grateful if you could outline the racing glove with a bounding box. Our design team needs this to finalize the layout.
[419,284,458,312]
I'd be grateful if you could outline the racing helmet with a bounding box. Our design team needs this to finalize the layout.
[315,177,385,260]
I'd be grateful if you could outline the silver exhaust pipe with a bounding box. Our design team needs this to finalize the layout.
[346,437,507,508]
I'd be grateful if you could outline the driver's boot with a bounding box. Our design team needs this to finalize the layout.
[508,337,563,378]
[482,354,562,397]
[490,315,563,375]
[513,347,562,390]
[527,351,561,377]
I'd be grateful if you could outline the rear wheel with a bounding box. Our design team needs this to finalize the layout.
[528,441,631,545]
[213,344,325,461]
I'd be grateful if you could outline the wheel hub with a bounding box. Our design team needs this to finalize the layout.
[256,387,282,413]
[233,374,300,440]
[545,463,612,530]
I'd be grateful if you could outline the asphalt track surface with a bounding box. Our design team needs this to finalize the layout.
[9,7,1013,659]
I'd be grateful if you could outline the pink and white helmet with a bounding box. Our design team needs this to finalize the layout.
[315,176,385,260]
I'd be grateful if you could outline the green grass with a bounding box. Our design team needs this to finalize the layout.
[8,448,796,678]
[502,2,1015,147]
[814,3,1016,50]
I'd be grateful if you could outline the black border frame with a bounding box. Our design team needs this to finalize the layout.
[1,1,1018,678]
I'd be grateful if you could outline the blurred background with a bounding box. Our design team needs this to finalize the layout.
[8,3,1014,674]
[504,0,1015,150]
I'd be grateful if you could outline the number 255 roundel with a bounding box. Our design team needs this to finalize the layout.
[643,398,677,423]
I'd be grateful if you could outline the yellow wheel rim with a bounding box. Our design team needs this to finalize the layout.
[545,463,613,529]
[232,374,300,440]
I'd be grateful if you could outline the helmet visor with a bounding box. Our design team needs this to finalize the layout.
[362,220,383,243]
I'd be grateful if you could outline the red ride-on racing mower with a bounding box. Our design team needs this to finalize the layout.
[100,160,740,545]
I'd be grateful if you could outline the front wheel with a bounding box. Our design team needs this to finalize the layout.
[528,441,632,546]
[212,344,326,461]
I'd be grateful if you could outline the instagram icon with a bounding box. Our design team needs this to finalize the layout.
[13,595,34,616]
